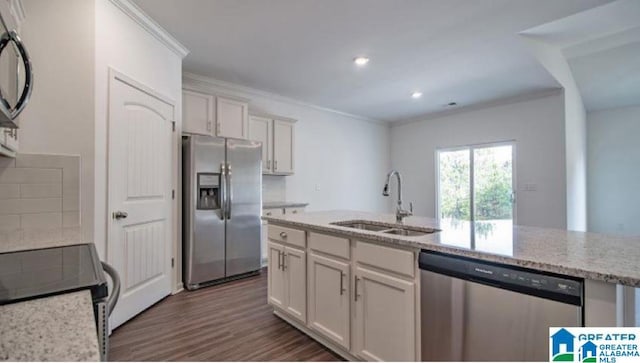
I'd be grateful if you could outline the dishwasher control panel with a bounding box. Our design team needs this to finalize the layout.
[419,250,583,305]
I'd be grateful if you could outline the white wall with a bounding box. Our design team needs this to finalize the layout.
[19,0,95,243]
[520,36,588,231]
[390,92,567,229]
[183,74,391,213]
[587,105,640,236]
[94,0,183,265]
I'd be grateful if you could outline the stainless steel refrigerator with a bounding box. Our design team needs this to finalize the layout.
[183,135,262,290]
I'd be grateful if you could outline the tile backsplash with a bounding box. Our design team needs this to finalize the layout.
[0,154,81,252]
[263,175,286,202]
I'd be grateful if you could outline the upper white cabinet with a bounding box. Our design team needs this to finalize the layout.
[182,90,249,139]
[248,114,295,175]
[216,96,248,139]
[248,115,273,173]
[183,90,214,136]
[273,120,295,174]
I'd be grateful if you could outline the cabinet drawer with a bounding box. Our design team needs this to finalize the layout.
[268,225,306,248]
[355,241,414,278]
[263,208,284,217]
[309,232,349,259]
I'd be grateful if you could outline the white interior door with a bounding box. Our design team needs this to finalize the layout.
[108,71,174,329]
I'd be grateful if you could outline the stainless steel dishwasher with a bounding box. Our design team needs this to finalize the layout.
[420,250,583,362]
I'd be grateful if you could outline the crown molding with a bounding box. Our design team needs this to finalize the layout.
[9,0,25,27]
[108,0,189,59]
[390,88,563,128]
[182,72,387,125]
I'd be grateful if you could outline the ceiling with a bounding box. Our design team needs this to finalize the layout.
[520,0,640,112]
[134,0,611,122]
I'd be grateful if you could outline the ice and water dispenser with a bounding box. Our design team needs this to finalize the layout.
[197,173,220,210]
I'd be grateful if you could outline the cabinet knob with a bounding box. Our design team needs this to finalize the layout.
[266,212,272,216]
[279,231,287,239]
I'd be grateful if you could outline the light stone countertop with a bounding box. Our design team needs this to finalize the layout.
[262,210,640,287]
[263,201,309,209]
[0,290,100,362]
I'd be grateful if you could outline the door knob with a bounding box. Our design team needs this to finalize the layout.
[112,211,128,220]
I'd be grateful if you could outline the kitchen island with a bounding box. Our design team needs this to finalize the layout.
[262,210,640,361]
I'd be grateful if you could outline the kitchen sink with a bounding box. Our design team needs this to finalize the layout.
[331,221,390,231]
[382,228,429,236]
[331,220,440,237]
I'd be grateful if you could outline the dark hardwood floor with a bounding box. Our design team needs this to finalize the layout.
[109,269,342,361]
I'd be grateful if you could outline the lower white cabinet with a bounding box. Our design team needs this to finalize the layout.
[353,266,416,361]
[267,227,418,361]
[267,241,307,324]
[308,252,351,350]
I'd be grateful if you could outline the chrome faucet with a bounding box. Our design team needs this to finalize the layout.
[382,170,413,224]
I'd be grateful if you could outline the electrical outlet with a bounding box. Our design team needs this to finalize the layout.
[314,184,321,192]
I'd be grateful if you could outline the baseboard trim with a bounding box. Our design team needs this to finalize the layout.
[272,308,360,361]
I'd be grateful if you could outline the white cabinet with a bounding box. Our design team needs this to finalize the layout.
[183,90,249,139]
[267,241,307,324]
[353,266,416,362]
[216,96,248,139]
[183,90,214,135]
[273,120,294,174]
[308,252,350,350]
[248,115,295,175]
[249,115,273,172]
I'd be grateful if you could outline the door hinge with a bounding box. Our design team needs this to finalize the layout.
[171,121,176,132]
[171,258,175,268]
[172,189,175,199]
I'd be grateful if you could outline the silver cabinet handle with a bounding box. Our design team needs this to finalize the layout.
[354,276,360,301]
[277,251,283,270]
[206,120,212,131]
[340,272,346,295]
[279,231,287,239]
[112,211,128,220]
[274,160,278,171]
[282,252,287,270]
[267,159,271,170]
[219,163,227,221]
[100,262,120,315]
[226,163,232,220]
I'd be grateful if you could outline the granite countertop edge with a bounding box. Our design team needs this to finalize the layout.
[262,214,640,287]
[263,201,309,209]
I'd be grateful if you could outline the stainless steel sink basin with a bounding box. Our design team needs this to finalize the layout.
[331,221,390,231]
[331,220,440,237]
[382,228,428,237]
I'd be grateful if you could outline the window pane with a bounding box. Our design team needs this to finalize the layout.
[438,149,471,221]
[473,145,513,221]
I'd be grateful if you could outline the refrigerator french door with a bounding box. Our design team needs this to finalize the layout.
[183,135,262,290]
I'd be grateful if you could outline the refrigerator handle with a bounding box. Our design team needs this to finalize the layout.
[226,163,232,220]
[219,163,227,221]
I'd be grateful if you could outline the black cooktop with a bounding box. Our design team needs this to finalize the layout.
[0,243,108,305]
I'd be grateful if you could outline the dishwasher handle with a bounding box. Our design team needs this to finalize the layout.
[101,261,120,316]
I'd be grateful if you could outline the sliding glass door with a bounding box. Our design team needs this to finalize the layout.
[437,142,515,251]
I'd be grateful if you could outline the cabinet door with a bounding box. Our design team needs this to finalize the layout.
[284,246,306,323]
[267,242,286,309]
[354,267,415,362]
[308,253,350,350]
[216,96,248,139]
[273,120,294,174]
[183,90,214,135]
[248,116,273,173]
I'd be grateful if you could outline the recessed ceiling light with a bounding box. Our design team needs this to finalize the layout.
[411,91,423,99]
[353,56,370,66]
